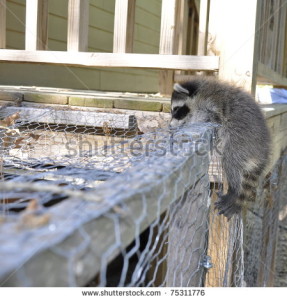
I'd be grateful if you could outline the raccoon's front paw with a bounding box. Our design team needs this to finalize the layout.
[214,195,241,220]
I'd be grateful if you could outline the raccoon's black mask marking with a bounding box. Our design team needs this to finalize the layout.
[172,105,190,120]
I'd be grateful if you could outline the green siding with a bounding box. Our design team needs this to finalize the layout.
[1,0,162,93]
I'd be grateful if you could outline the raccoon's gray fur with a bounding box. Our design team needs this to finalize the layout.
[170,77,270,219]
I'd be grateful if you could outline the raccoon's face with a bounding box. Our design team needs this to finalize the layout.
[170,82,222,128]
[170,83,203,128]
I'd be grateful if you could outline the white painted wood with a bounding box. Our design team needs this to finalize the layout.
[67,0,89,52]
[159,0,177,54]
[5,106,136,129]
[25,0,48,50]
[0,50,219,71]
[208,0,260,94]
[197,0,210,55]
[257,62,287,87]
[0,0,6,49]
[159,0,177,95]
[113,0,135,53]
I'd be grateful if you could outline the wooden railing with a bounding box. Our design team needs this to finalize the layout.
[0,0,286,93]
[257,0,287,87]
[0,0,218,95]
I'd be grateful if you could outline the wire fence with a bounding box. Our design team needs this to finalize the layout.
[0,105,285,287]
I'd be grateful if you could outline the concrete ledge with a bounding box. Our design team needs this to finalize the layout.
[114,99,162,111]
[0,91,23,102]
[261,104,287,119]
[0,86,170,113]
[69,96,114,108]
[24,92,68,105]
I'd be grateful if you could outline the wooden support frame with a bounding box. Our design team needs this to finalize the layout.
[25,0,49,51]
[208,0,260,94]
[197,0,210,56]
[159,0,178,95]
[67,0,89,52]
[113,0,136,53]
[257,62,287,87]
[0,0,6,49]
[0,50,219,71]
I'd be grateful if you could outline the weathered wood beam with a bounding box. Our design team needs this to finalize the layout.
[25,0,49,51]
[257,62,287,87]
[197,0,210,55]
[4,106,136,129]
[0,50,219,71]
[0,0,6,49]
[208,0,260,94]
[159,0,178,95]
[113,0,135,53]
[67,0,89,52]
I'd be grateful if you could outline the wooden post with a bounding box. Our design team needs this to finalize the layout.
[257,176,280,287]
[208,0,260,94]
[159,0,177,96]
[167,174,210,286]
[205,185,230,287]
[25,0,49,50]
[113,0,135,53]
[67,0,89,52]
[0,0,6,49]
[197,0,210,56]
[174,0,189,81]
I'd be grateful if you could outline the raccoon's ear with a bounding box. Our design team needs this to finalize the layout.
[173,83,189,95]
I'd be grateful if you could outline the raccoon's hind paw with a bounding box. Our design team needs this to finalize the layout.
[214,195,241,220]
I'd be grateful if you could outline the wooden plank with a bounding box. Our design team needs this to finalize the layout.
[197,0,210,55]
[277,2,286,75]
[159,0,178,95]
[4,106,136,129]
[159,0,177,55]
[0,50,220,71]
[205,184,230,286]
[113,0,135,53]
[25,0,48,50]
[0,0,6,49]
[283,3,287,77]
[257,177,280,287]
[257,62,287,87]
[173,0,188,56]
[67,0,89,52]
[208,0,260,94]
[174,0,189,79]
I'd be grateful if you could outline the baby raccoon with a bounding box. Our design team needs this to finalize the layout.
[170,77,270,219]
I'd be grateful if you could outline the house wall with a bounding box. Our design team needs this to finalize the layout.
[0,0,162,92]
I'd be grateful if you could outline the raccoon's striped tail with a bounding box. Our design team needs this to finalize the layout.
[215,171,260,219]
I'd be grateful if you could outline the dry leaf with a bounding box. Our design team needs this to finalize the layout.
[18,199,51,229]
[19,213,51,229]
[2,112,20,127]
[25,199,39,212]
[102,122,112,136]
[14,137,26,148]
[29,133,40,140]
[112,205,128,217]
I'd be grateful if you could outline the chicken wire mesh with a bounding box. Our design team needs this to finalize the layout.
[0,104,283,287]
